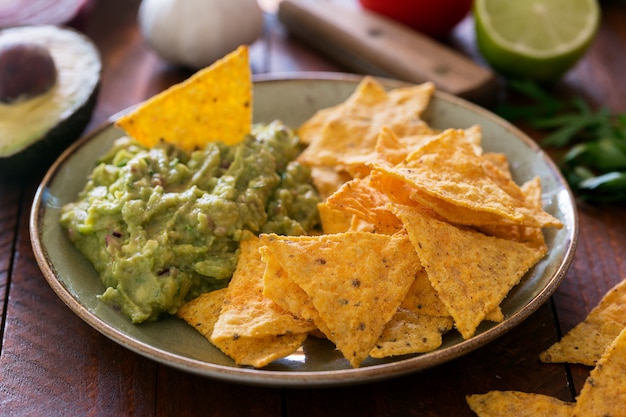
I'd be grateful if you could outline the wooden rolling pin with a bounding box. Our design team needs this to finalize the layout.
[278,0,499,103]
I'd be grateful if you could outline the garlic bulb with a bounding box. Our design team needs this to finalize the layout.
[138,0,264,69]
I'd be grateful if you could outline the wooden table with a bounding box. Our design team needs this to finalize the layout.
[2,1,625,415]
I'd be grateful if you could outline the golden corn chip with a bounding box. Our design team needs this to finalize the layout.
[540,278,626,366]
[177,288,228,340]
[297,106,342,146]
[370,309,454,358]
[369,128,562,229]
[463,124,484,156]
[483,152,512,179]
[344,74,391,109]
[211,237,315,343]
[259,232,420,368]
[218,333,309,368]
[373,125,477,169]
[400,265,450,317]
[317,201,353,234]
[297,77,434,168]
[115,45,251,152]
[466,391,574,417]
[326,177,404,235]
[485,307,505,323]
[399,266,509,322]
[370,127,438,169]
[571,326,626,416]
[392,204,546,339]
[259,244,331,337]
[368,170,420,207]
[350,215,390,233]
[373,127,413,167]
[478,177,548,251]
[310,166,352,200]
[177,287,305,368]
[296,76,387,146]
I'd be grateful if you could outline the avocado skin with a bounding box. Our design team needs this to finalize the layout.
[0,25,102,181]
[0,84,99,180]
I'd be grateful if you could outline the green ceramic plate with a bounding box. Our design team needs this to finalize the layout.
[30,73,578,387]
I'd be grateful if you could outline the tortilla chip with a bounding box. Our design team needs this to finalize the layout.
[485,307,505,323]
[115,45,251,151]
[347,216,378,233]
[259,232,420,367]
[372,127,415,167]
[368,170,420,207]
[259,245,331,337]
[571,326,626,416]
[211,237,315,342]
[540,278,626,366]
[478,177,548,251]
[399,266,508,323]
[483,152,512,179]
[392,204,546,339]
[177,288,228,340]
[370,308,453,358]
[317,201,353,234]
[372,125,479,168]
[177,289,305,367]
[219,333,309,368]
[326,177,404,234]
[369,128,563,229]
[466,391,574,417]
[297,76,434,169]
[310,166,352,200]
[400,265,450,317]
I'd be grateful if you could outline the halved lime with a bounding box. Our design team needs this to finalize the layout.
[474,0,600,82]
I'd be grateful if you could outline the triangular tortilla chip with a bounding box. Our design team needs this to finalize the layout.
[317,201,353,234]
[177,288,228,340]
[297,75,390,146]
[369,128,563,229]
[211,237,315,342]
[216,333,309,368]
[466,391,574,417]
[392,204,546,339]
[370,309,453,358]
[477,177,549,251]
[259,245,332,338]
[297,76,434,169]
[540,278,626,366]
[259,232,419,367]
[326,177,403,234]
[178,288,306,367]
[571,326,626,416]
[115,45,251,151]
[310,166,352,200]
[400,264,449,317]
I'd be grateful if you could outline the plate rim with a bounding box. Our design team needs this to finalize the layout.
[29,72,579,387]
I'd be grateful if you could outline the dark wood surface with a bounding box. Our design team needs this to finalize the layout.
[1,1,625,416]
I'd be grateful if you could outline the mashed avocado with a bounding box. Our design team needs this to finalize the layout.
[60,120,320,323]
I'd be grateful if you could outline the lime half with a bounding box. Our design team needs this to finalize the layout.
[474,0,600,82]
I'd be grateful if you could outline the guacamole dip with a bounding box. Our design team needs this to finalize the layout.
[60,120,321,323]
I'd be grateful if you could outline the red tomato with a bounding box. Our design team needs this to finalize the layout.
[358,0,473,38]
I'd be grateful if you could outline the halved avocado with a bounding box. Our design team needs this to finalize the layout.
[0,25,101,178]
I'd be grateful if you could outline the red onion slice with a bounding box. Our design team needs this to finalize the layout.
[0,0,92,27]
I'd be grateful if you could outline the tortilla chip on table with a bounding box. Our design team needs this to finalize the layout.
[466,390,575,417]
[540,278,626,366]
